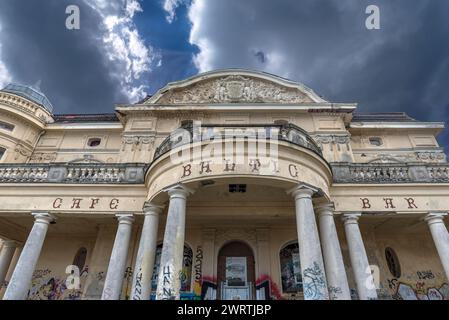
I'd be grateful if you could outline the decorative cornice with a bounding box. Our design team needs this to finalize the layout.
[0,92,53,125]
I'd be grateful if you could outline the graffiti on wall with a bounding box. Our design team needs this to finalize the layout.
[84,270,106,299]
[387,270,449,300]
[302,262,327,300]
[151,244,193,294]
[255,275,283,300]
[200,276,217,300]
[28,266,89,300]
[193,246,203,297]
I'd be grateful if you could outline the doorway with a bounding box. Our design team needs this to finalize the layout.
[217,241,255,300]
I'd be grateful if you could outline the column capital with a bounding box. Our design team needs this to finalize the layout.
[341,213,362,225]
[424,212,448,225]
[142,202,165,216]
[1,240,21,248]
[31,212,55,225]
[116,213,134,225]
[288,184,318,199]
[164,183,195,199]
[315,203,335,217]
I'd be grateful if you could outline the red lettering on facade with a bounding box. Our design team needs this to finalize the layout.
[199,161,212,174]
[404,198,418,209]
[383,198,396,209]
[360,198,371,209]
[89,198,100,209]
[288,164,298,178]
[53,198,63,209]
[182,164,192,178]
[110,198,119,210]
[71,198,82,209]
[224,160,236,172]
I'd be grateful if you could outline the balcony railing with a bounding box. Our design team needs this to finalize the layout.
[153,121,323,160]
[0,163,145,184]
[332,162,449,183]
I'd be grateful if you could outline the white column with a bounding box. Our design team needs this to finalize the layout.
[101,214,134,300]
[342,213,377,300]
[156,184,193,300]
[425,212,449,280]
[289,184,329,300]
[131,203,164,300]
[316,204,351,300]
[0,241,19,288]
[3,212,54,300]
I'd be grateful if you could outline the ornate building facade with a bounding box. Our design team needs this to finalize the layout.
[0,69,448,300]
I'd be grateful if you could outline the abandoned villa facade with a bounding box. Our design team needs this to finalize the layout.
[0,69,448,300]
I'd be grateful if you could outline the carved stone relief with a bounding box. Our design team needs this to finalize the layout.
[14,143,32,160]
[313,134,351,152]
[29,152,57,163]
[153,75,313,104]
[121,135,155,152]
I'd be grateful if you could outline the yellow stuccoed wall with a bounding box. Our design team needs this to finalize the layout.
[1,221,447,300]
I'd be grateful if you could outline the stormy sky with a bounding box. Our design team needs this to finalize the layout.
[0,0,448,152]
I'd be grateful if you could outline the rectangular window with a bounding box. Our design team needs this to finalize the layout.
[0,121,14,132]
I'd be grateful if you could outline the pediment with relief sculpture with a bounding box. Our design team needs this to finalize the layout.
[146,69,326,105]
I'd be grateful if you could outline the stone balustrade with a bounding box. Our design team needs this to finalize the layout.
[0,163,145,184]
[332,162,449,183]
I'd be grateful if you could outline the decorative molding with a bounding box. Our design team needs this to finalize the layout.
[416,151,446,163]
[356,151,447,164]
[121,135,156,152]
[29,152,57,163]
[14,143,32,160]
[313,134,351,145]
[153,75,313,104]
[0,92,53,124]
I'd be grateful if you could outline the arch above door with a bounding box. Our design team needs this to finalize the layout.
[217,241,256,300]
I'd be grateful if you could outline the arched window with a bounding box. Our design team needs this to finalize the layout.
[280,242,303,293]
[385,247,401,278]
[151,244,193,292]
[73,247,87,271]
[0,147,5,160]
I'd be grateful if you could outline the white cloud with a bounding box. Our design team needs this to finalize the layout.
[163,0,186,23]
[0,23,12,88]
[83,0,160,102]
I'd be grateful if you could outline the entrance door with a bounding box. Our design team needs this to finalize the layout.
[217,241,255,300]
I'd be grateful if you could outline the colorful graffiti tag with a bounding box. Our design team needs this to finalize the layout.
[388,270,449,300]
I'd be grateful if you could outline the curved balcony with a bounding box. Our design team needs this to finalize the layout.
[153,121,322,161]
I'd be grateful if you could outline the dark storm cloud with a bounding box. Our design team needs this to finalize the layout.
[187,0,449,153]
[0,0,157,114]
